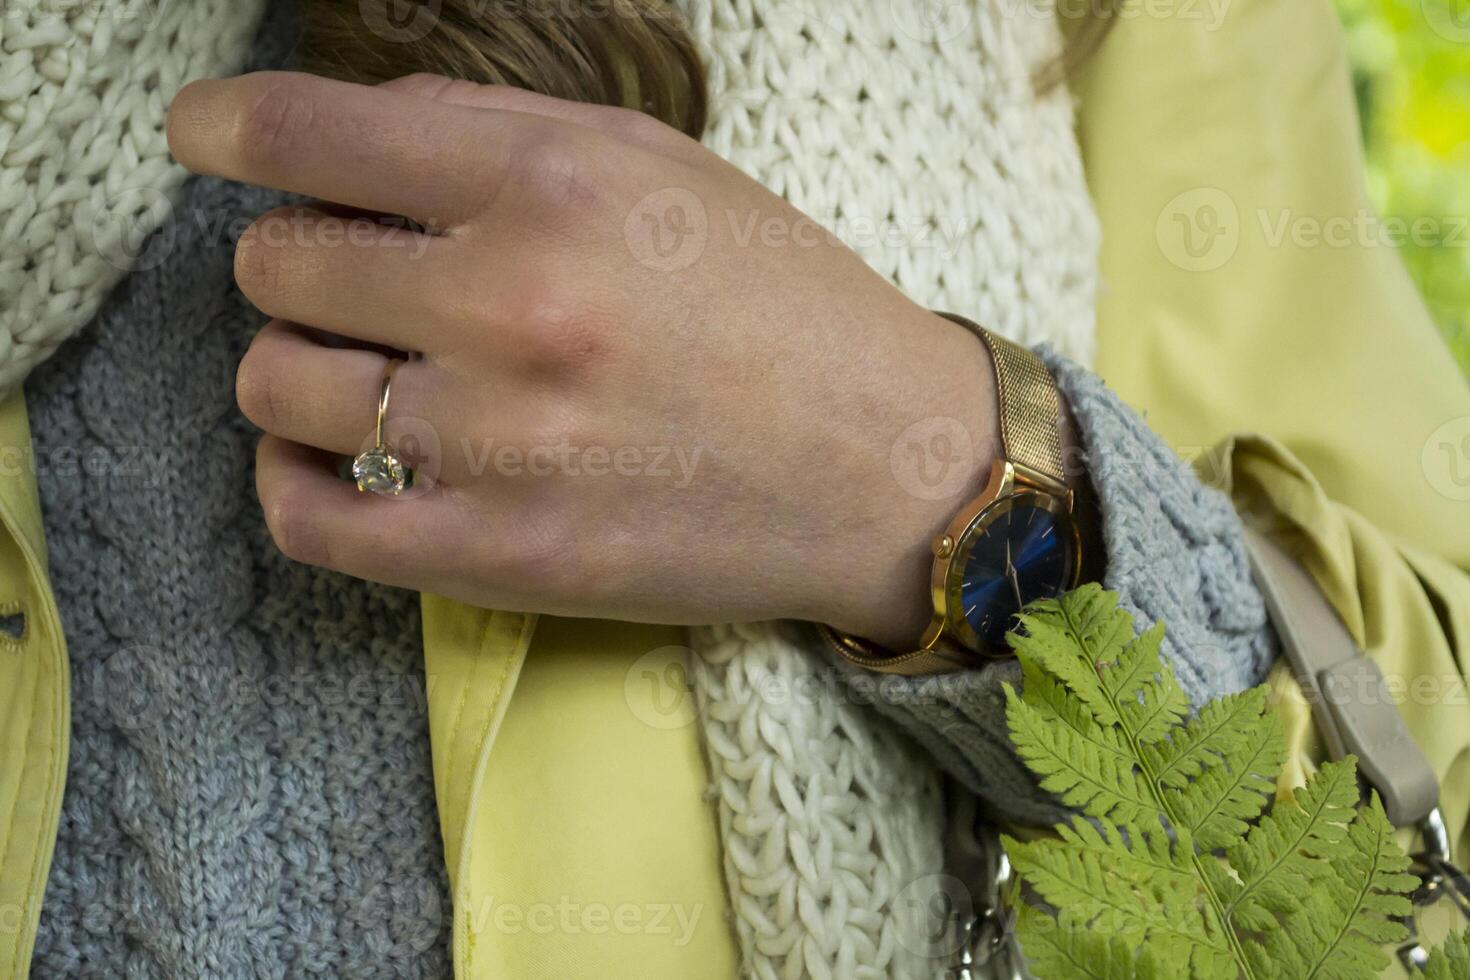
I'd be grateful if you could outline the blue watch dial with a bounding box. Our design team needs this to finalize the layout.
[952,494,1078,651]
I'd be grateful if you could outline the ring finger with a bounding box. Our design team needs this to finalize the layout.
[237,320,454,483]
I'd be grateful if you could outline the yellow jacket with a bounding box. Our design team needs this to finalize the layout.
[1,0,1466,976]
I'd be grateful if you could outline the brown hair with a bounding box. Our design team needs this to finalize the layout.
[303,1,1117,141]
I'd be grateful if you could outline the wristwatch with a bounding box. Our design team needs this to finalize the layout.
[822,313,1084,674]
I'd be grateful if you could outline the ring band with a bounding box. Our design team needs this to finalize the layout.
[352,358,409,496]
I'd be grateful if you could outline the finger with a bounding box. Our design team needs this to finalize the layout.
[168,71,522,228]
[255,433,466,590]
[237,321,449,471]
[378,74,699,160]
[234,205,458,352]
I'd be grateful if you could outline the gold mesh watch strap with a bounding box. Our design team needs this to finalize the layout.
[938,313,1066,489]
[823,313,1073,676]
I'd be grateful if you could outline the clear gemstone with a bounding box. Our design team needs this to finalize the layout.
[353,448,407,495]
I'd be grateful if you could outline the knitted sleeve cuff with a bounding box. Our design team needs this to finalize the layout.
[823,347,1277,826]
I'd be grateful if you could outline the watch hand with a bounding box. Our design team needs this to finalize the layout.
[1005,540,1024,608]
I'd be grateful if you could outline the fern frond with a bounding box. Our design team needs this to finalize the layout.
[1244,795,1415,979]
[1005,685,1165,828]
[1419,928,1470,980]
[1000,587,1441,980]
[1010,584,1135,726]
[1222,758,1360,933]
[1014,902,1167,980]
[1099,621,1190,743]
[1162,708,1284,851]
[1143,685,1271,790]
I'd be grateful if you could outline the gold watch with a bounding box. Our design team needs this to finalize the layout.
[822,313,1083,674]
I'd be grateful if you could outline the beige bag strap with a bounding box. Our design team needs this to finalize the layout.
[1241,525,1440,828]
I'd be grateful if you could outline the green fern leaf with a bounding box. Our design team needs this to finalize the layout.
[1009,584,1135,726]
[1005,685,1165,828]
[999,587,1441,980]
[1163,714,1284,851]
[1097,621,1190,743]
[1419,928,1470,980]
[1245,796,1414,979]
[1223,758,1360,933]
[1014,902,1168,980]
[1143,685,1271,791]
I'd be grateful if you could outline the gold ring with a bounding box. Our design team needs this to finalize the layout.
[352,358,408,495]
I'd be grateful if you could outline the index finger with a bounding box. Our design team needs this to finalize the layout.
[167,71,515,229]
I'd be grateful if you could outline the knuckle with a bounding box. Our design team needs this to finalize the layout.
[607,106,674,148]
[235,343,293,432]
[233,224,285,305]
[507,124,601,210]
[514,292,616,377]
[259,480,326,567]
[231,75,317,170]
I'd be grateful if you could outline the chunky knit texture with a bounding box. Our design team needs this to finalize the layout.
[27,6,451,977]
[680,2,1104,975]
[0,0,266,398]
[19,0,1276,978]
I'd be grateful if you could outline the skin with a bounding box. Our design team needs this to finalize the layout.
[165,70,1028,650]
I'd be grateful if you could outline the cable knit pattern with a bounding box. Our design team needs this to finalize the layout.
[27,5,450,977]
[28,183,451,980]
[0,0,266,398]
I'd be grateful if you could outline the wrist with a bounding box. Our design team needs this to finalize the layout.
[817,315,1094,655]
[816,310,1000,650]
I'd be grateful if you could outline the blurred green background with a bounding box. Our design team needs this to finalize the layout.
[1334,0,1470,374]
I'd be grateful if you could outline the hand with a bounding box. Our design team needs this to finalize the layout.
[166,71,1000,648]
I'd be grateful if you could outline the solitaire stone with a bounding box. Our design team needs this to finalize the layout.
[353,448,406,495]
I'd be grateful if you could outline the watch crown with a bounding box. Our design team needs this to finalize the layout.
[934,535,955,559]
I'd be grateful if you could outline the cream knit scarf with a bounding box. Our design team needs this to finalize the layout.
[6,1,1099,976]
